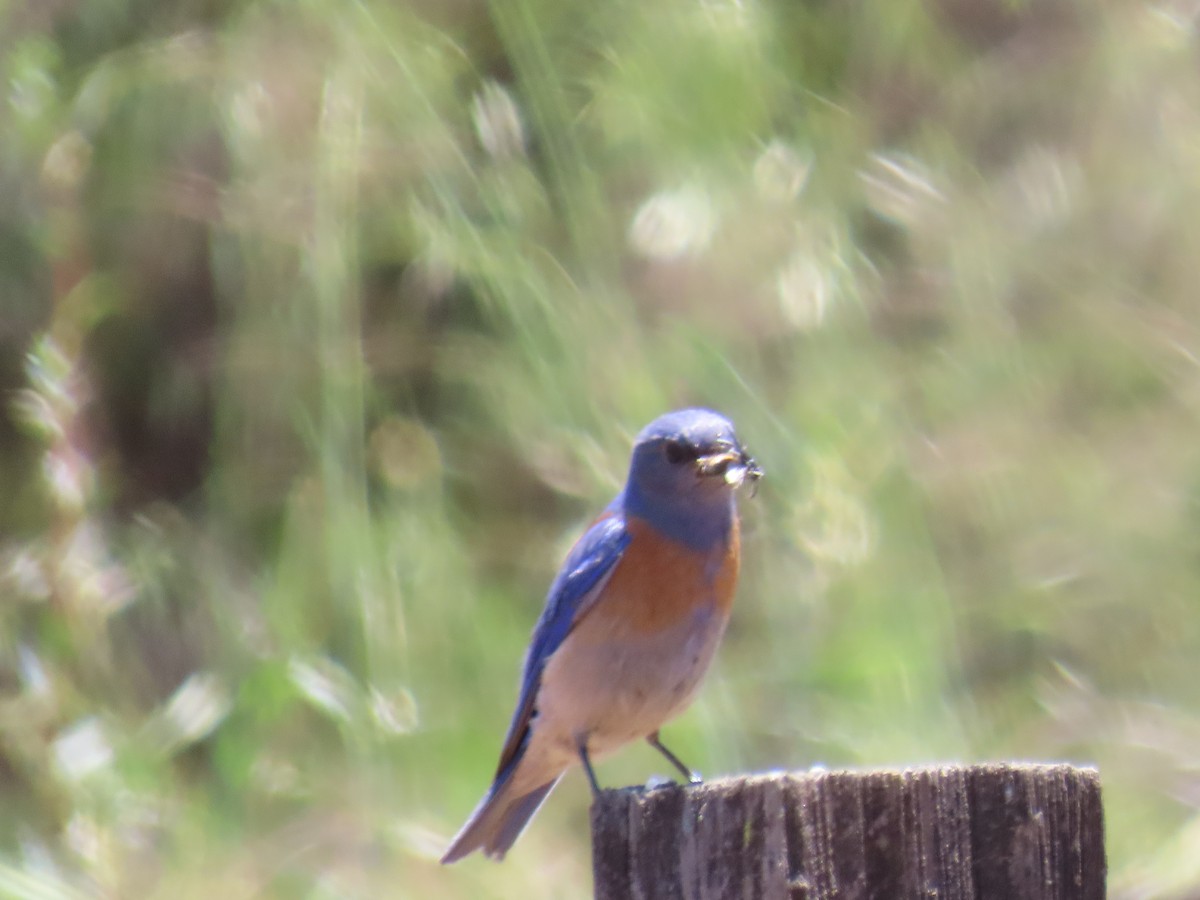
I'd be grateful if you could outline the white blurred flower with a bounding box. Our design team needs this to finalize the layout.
[472,81,526,161]
[17,645,51,698]
[369,685,419,736]
[54,718,113,782]
[629,185,717,259]
[42,447,92,515]
[860,152,944,227]
[151,672,231,755]
[754,141,811,201]
[289,655,359,724]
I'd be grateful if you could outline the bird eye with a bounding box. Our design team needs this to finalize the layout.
[662,439,695,465]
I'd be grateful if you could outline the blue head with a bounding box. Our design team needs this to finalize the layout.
[620,408,762,550]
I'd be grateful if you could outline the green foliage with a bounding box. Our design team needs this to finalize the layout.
[2,0,1200,896]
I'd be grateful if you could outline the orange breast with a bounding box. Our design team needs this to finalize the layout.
[582,515,741,638]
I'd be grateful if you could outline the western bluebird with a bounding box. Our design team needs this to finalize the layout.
[442,408,762,863]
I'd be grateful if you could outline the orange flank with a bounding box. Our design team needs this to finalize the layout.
[582,515,741,637]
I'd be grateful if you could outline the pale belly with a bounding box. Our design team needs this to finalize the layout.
[507,604,728,795]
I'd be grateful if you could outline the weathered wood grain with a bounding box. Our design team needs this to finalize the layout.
[591,764,1104,900]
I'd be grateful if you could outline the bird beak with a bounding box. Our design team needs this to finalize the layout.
[696,448,764,490]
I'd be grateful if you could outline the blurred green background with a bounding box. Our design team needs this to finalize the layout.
[3,0,1200,896]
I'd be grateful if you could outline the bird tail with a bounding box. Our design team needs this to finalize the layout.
[440,777,560,863]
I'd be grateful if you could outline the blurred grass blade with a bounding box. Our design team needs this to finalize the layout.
[0,859,90,900]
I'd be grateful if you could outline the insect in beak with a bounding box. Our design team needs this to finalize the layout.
[696,449,764,493]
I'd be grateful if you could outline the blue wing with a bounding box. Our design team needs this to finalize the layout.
[491,508,630,782]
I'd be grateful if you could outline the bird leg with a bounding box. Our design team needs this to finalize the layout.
[576,737,603,797]
[647,730,702,784]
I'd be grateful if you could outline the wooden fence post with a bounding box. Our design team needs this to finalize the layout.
[591,763,1104,900]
